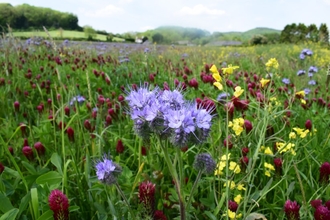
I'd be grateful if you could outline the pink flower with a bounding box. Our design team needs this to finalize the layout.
[48,189,69,220]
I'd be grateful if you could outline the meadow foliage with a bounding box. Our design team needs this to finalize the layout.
[0,36,330,220]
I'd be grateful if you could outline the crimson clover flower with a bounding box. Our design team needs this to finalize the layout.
[284,200,300,220]
[48,189,69,220]
[95,155,122,185]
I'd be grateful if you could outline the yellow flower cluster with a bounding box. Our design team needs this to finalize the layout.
[223,209,243,219]
[276,142,296,155]
[210,65,223,90]
[292,127,310,138]
[210,64,240,91]
[228,118,245,136]
[265,58,279,71]
[264,162,275,177]
[214,153,231,175]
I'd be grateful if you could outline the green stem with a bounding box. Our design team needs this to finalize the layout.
[115,182,136,220]
[186,170,203,211]
[159,140,186,220]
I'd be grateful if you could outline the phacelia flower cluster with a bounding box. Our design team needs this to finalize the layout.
[95,155,122,185]
[125,85,214,148]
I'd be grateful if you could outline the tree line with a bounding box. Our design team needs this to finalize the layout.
[0,3,80,31]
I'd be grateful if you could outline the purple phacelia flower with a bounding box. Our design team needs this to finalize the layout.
[282,78,290,85]
[309,66,318,73]
[95,155,122,185]
[193,153,216,174]
[297,70,306,76]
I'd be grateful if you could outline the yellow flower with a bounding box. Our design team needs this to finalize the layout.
[265,170,271,177]
[264,147,273,155]
[264,162,275,171]
[210,64,219,74]
[213,81,223,90]
[229,161,241,174]
[289,132,296,139]
[236,184,246,191]
[260,78,270,88]
[233,86,244,98]
[211,65,223,90]
[230,118,245,136]
[234,194,243,204]
[214,161,226,175]
[222,64,239,75]
[224,209,243,219]
[224,180,236,190]
[301,99,306,105]
[295,90,305,98]
[265,58,279,71]
[293,127,309,138]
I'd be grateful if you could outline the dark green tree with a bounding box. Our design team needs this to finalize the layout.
[306,24,319,42]
[0,3,17,30]
[152,33,164,44]
[319,23,329,45]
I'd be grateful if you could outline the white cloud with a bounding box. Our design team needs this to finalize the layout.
[179,4,225,16]
[82,4,124,17]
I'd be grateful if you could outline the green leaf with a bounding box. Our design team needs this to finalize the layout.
[22,161,37,175]
[51,153,63,175]
[36,171,62,186]
[0,208,19,220]
[0,193,14,213]
[203,211,217,220]
[31,188,39,219]
[69,205,80,212]
[18,192,30,218]
[37,210,53,220]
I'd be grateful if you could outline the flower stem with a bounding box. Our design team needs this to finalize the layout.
[186,170,203,211]
[115,182,136,220]
[160,140,186,220]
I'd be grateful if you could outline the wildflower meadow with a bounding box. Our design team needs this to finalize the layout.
[1,36,330,220]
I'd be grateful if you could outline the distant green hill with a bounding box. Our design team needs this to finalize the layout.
[141,26,282,45]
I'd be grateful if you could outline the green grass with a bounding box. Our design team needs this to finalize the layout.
[11,30,125,42]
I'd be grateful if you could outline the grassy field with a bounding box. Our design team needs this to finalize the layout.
[10,29,125,42]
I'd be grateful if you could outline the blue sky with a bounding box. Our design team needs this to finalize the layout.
[3,0,330,34]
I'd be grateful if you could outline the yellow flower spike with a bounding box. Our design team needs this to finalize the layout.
[233,86,244,98]
[222,64,239,75]
[260,78,270,88]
